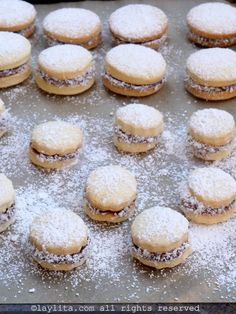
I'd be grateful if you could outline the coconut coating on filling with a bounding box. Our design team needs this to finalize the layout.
[103,72,165,92]
[37,64,95,88]
[132,242,190,263]
[181,188,236,216]
[17,23,35,37]
[29,242,88,265]
[112,33,167,48]
[114,126,160,145]
[0,204,15,225]
[188,31,236,47]
[44,33,100,48]
[0,63,29,78]
[30,145,79,164]
[187,135,233,158]
[185,76,236,94]
[86,199,135,218]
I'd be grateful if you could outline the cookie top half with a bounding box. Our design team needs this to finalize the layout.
[189,109,235,146]
[31,121,83,156]
[187,2,236,38]
[29,209,88,255]
[131,206,189,253]
[186,48,236,87]
[188,167,236,208]
[43,8,101,43]
[109,4,168,42]
[0,0,36,31]
[116,103,164,137]
[105,44,166,85]
[0,32,31,70]
[38,45,93,80]
[0,174,15,214]
[86,165,137,211]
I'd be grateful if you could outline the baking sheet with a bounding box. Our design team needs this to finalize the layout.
[0,0,235,304]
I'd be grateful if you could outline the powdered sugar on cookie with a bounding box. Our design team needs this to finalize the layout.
[187,3,236,35]
[188,167,236,204]
[109,4,167,41]
[187,48,236,84]
[189,109,235,139]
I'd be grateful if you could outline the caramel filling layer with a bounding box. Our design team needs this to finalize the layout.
[188,30,236,47]
[86,199,135,218]
[132,242,190,263]
[31,144,79,163]
[115,126,160,145]
[45,33,100,48]
[0,63,28,78]
[112,33,167,47]
[103,72,164,92]
[187,135,233,158]
[181,188,235,216]
[185,76,236,94]
[17,22,35,36]
[29,242,88,265]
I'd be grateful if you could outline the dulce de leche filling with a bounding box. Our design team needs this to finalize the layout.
[185,76,236,94]
[86,199,135,218]
[0,63,29,78]
[45,33,100,48]
[132,241,190,263]
[115,126,160,145]
[188,30,236,47]
[187,135,233,158]
[17,22,35,37]
[181,188,236,216]
[29,242,88,265]
[37,64,95,88]
[112,33,167,48]
[0,203,15,225]
[103,72,164,92]
[30,144,79,164]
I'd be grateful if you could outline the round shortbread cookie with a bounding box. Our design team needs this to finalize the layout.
[116,104,163,137]
[86,165,137,212]
[188,167,236,208]
[43,8,101,46]
[186,48,236,87]
[37,45,93,80]
[0,174,15,214]
[29,208,88,255]
[189,109,235,146]
[131,206,189,253]
[109,4,168,43]
[0,32,31,71]
[0,0,36,32]
[187,3,236,38]
[105,44,166,85]
[31,121,83,156]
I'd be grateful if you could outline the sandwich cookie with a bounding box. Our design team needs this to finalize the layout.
[0,174,15,233]
[188,109,235,161]
[187,2,236,48]
[0,0,36,37]
[109,4,168,49]
[43,8,101,49]
[103,44,166,97]
[29,209,89,271]
[0,32,31,88]
[85,165,137,223]
[131,206,192,269]
[29,121,83,170]
[35,45,95,95]
[181,167,236,224]
[185,48,236,101]
[0,99,9,138]
[114,104,164,153]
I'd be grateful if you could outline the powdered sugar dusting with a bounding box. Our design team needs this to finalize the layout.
[188,167,236,204]
[0,0,36,28]
[187,48,236,83]
[109,4,168,41]
[189,108,235,139]
[43,8,101,39]
[187,2,236,35]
